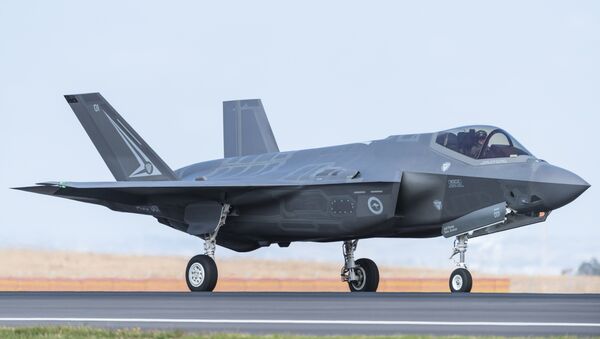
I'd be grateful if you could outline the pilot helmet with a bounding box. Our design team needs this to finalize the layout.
[475,130,487,141]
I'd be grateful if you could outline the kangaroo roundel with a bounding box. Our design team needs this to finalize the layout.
[368,197,383,215]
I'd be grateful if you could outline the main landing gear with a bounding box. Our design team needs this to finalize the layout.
[449,234,473,293]
[341,240,379,292]
[185,204,230,292]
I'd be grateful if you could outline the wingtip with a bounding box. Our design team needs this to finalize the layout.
[10,186,29,191]
[11,181,63,191]
[11,184,61,195]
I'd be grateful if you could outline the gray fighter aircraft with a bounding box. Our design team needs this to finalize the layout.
[15,93,590,293]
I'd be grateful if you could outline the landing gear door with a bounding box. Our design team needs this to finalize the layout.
[184,201,223,235]
[442,202,507,238]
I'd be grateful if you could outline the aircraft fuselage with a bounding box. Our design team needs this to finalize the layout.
[175,130,588,251]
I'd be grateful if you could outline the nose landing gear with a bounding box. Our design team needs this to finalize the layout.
[450,267,472,293]
[449,234,472,293]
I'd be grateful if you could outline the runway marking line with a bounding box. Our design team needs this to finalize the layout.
[0,318,599,327]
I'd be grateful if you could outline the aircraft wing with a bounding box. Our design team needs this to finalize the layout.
[13,180,300,206]
[13,180,304,236]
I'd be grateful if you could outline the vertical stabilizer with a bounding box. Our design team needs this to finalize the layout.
[64,93,177,181]
[223,99,279,158]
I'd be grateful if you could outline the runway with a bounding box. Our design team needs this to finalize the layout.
[0,292,599,336]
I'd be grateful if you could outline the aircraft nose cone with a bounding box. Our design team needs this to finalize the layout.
[533,164,590,211]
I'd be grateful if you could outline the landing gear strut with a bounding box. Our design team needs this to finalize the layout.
[185,203,230,292]
[449,234,472,293]
[341,240,379,292]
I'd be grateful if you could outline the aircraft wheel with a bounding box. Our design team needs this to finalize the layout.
[348,258,379,292]
[186,255,218,292]
[449,268,472,293]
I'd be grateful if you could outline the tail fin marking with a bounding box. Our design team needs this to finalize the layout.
[64,93,176,181]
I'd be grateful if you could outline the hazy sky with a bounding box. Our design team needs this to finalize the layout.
[1,1,598,274]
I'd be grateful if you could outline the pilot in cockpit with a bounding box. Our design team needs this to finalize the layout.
[470,130,487,158]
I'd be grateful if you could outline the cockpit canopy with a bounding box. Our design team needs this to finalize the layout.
[435,126,532,160]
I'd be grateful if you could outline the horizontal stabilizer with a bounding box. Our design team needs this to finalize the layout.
[223,99,279,158]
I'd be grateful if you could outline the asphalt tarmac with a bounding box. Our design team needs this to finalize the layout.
[0,292,599,336]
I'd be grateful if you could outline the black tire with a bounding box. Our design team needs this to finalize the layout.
[348,258,379,292]
[185,255,218,292]
[449,268,472,293]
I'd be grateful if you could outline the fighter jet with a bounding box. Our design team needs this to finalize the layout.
[15,93,590,293]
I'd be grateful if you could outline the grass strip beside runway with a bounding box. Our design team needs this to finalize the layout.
[0,327,596,339]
